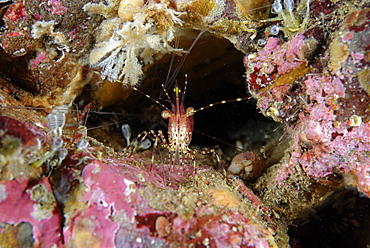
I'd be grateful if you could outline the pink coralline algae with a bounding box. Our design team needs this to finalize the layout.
[0,176,63,247]
[245,7,370,197]
[0,97,277,246]
[0,0,99,96]
[244,34,316,126]
[4,0,28,22]
[257,34,306,75]
[245,33,313,124]
[288,75,370,190]
[0,116,42,148]
[1,1,31,51]
[2,0,370,247]
[46,0,68,15]
[30,52,48,68]
[63,156,278,247]
[246,34,313,91]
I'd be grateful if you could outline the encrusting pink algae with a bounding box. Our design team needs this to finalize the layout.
[0,0,369,247]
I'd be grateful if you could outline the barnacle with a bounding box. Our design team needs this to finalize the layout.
[228,151,265,181]
[84,0,185,86]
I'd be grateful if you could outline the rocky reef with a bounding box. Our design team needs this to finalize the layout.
[0,0,369,247]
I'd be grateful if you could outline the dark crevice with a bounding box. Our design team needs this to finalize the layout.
[82,31,282,162]
[289,189,370,248]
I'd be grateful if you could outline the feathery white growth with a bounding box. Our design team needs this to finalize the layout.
[83,0,120,19]
[31,20,56,39]
[31,20,68,46]
[84,0,185,86]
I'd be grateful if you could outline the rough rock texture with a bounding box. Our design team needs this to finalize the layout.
[0,103,281,247]
[0,176,63,247]
[0,0,369,247]
[245,4,370,198]
[1,0,98,106]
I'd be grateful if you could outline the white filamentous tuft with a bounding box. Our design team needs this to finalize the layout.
[84,0,185,86]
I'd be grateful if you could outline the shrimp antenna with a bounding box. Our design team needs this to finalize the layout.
[160,29,207,98]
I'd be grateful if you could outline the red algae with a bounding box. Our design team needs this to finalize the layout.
[245,6,370,198]
[46,0,68,15]
[0,116,41,147]
[62,156,278,247]
[1,0,370,247]
[0,177,63,247]
[286,75,369,182]
[4,0,28,22]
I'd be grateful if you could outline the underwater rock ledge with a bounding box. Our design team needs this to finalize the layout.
[0,0,369,247]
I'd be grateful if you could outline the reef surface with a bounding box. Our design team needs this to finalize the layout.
[0,0,369,247]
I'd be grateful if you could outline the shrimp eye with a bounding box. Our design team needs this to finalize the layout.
[186,107,195,117]
[161,110,172,119]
